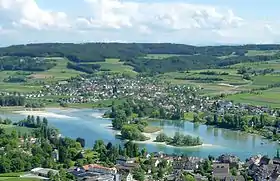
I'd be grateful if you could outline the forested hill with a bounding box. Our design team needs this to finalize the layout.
[1,43,280,62]
[1,43,280,73]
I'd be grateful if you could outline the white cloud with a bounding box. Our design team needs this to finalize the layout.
[0,0,69,30]
[83,0,243,31]
[0,0,280,46]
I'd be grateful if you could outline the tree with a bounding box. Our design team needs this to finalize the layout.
[43,117,48,127]
[231,168,238,176]
[36,116,41,127]
[133,168,145,181]
[48,171,56,180]
[121,125,146,141]
[155,133,168,142]
[106,142,113,150]
[184,174,195,181]
[76,137,85,148]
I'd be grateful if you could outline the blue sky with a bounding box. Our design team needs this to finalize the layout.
[1,0,280,46]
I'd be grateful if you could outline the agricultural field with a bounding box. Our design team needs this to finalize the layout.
[225,87,280,108]
[158,69,249,95]
[0,58,83,92]
[245,50,280,56]
[93,58,137,75]
[29,57,82,82]
[230,59,280,71]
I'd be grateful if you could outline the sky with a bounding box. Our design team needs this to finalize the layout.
[1,0,280,46]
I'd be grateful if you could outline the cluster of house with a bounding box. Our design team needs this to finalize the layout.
[67,153,242,181]
[247,155,280,181]
[19,152,280,181]
[214,100,278,117]
[38,75,210,113]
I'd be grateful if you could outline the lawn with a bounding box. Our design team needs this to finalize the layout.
[0,178,39,181]
[0,173,39,181]
[226,87,280,108]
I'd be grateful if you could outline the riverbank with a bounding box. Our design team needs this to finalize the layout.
[14,110,76,119]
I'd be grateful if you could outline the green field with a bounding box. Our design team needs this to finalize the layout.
[226,87,280,108]
[159,69,249,95]
[0,124,34,135]
[29,58,82,82]
[251,75,280,87]
[0,58,82,92]
[0,178,39,181]
[94,58,137,75]
[245,50,279,56]
[230,60,280,71]
[0,173,39,181]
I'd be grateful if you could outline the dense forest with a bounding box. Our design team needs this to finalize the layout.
[1,43,280,73]
[0,56,56,71]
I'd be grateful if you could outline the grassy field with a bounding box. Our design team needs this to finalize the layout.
[159,69,249,95]
[29,58,82,82]
[245,50,279,56]
[0,57,82,93]
[0,172,39,181]
[0,124,34,134]
[143,126,161,133]
[93,58,137,76]
[226,87,280,108]
[230,60,280,71]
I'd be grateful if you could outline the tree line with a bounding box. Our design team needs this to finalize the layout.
[0,56,56,71]
[155,132,202,147]
[1,43,280,69]
[0,95,25,106]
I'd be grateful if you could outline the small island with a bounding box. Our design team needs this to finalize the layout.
[154,132,203,147]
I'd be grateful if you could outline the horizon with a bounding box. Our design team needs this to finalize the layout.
[1,0,280,46]
[1,41,280,48]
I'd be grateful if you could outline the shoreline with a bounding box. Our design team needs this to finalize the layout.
[13,110,77,119]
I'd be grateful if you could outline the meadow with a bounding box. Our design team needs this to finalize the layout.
[0,57,82,93]
[225,87,280,108]
[93,58,137,75]
[0,124,34,135]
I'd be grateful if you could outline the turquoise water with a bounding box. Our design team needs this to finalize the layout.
[1,108,279,160]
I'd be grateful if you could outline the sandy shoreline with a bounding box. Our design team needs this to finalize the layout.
[14,110,76,119]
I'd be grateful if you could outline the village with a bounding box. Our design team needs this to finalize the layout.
[21,151,280,181]
[2,73,278,118]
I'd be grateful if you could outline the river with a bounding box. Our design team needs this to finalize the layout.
[0,108,279,160]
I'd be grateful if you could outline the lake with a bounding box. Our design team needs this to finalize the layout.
[1,108,279,160]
